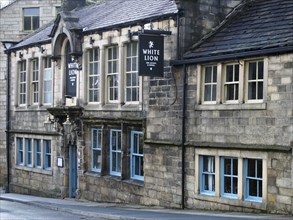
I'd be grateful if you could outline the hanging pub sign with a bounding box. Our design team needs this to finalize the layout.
[139,34,164,77]
[66,58,78,97]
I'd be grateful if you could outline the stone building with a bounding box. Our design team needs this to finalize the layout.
[0,0,62,189]
[170,0,293,214]
[3,0,292,215]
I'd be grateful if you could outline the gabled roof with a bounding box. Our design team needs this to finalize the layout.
[181,0,293,64]
[12,0,178,50]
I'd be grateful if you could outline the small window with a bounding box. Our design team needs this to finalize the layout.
[107,46,119,102]
[44,140,51,170]
[23,8,40,31]
[246,60,264,101]
[34,139,42,168]
[110,129,121,176]
[125,42,139,103]
[31,59,39,104]
[202,65,217,103]
[43,57,53,104]
[200,156,215,195]
[224,63,239,102]
[221,157,238,198]
[130,131,144,181]
[91,128,102,172]
[19,61,27,105]
[17,138,24,165]
[244,159,263,202]
[25,138,33,167]
[88,48,100,103]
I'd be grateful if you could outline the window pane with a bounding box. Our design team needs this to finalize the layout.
[226,65,233,82]
[233,178,238,194]
[224,177,231,193]
[249,62,257,80]
[249,179,257,196]
[205,67,212,83]
[258,61,264,79]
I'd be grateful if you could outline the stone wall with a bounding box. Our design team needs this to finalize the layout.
[0,0,61,189]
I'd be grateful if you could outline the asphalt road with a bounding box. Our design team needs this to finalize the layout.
[0,200,104,220]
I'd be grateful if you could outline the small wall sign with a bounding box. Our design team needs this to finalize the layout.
[57,157,64,168]
[66,58,78,97]
[139,34,164,77]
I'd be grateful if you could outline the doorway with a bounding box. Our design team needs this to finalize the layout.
[69,144,77,198]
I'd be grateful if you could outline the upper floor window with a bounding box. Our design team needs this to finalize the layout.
[23,8,40,31]
[19,61,27,105]
[246,60,264,101]
[125,42,139,103]
[31,58,39,104]
[203,65,217,103]
[224,63,239,102]
[88,48,100,103]
[43,57,53,104]
[199,59,266,106]
[130,131,144,181]
[107,46,119,102]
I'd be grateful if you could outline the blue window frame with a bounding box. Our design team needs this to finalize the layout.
[221,157,238,199]
[130,131,144,181]
[110,129,121,176]
[44,140,51,170]
[200,155,215,195]
[17,138,24,165]
[91,128,102,172]
[34,139,41,168]
[244,159,263,202]
[25,138,32,167]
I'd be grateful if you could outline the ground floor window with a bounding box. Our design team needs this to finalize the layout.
[90,126,144,181]
[15,136,52,171]
[200,156,215,195]
[244,159,262,202]
[221,157,238,198]
[195,149,266,204]
[130,131,144,181]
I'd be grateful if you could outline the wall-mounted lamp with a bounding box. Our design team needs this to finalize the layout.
[89,36,95,45]
[63,115,72,136]
[19,52,23,59]
[44,114,55,132]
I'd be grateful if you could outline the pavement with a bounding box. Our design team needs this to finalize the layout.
[0,191,292,220]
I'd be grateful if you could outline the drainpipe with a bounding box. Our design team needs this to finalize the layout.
[181,64,187,209]
[4,48,11,193]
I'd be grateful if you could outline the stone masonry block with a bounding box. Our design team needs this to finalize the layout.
[277,195,292,205]
[276,178,292,188]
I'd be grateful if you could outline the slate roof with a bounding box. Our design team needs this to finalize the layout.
[183,0,293,63]
[12,0,178,50]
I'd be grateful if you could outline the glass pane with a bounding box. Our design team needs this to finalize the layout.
[258,82,263,99]
[113,61,117,73]
[205,67,212,83]
[224,176,231,193]
[93,150,101,170]
[126,58,131,72]
[259,180,262,197]
[135,157,140,175]
[127,45,131,57]
[257,160,262,178]
[258,61,264,79]
[233,159,238,175]
[226,65,233,82]
[132,42,138,55]
[24,8,39,16]
[212,85,216,101]
[248,82,256,99]
[132,57,137,71]
[235,64,239,81]
[249,179,257,196]
[224,158,231,174]
[233,178,238,194]
[249,62,257,80]
[32,16,39,30]
[204,174,215,191]
[226,85,234,100]
[247,159,256,177]
[24,17,31,30]
[212,66,217,82]
[204,85,211,101]
[117,152,121,172]
[112,152,116,171]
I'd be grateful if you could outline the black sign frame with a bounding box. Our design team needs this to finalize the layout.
[138,34,164,77]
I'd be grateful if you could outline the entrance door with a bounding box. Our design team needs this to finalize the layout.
[69,144,77,198]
